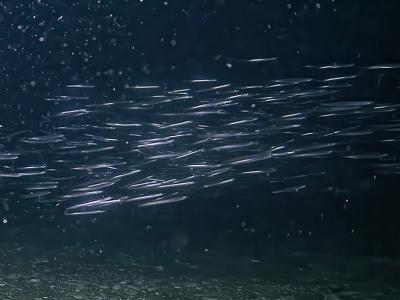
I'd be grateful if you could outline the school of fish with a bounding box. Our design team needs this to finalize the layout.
[1,63,400,217]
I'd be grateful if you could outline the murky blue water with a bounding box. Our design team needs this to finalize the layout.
[0,1,400,299]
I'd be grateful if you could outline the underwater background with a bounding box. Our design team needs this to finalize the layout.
[0,1,400,299]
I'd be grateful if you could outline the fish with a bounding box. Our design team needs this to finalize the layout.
[1,65,399,217]
[272,185,307,194]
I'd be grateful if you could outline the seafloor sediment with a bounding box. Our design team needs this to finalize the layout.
[0,237,399,300]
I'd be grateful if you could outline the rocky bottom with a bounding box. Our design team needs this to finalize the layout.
[0,238,398,300]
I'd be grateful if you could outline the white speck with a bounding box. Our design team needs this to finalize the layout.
[39,37,44,42]
[226,63,232,68]
[2,218,7,224]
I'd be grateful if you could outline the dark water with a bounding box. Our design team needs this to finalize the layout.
[1,1,400,299]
